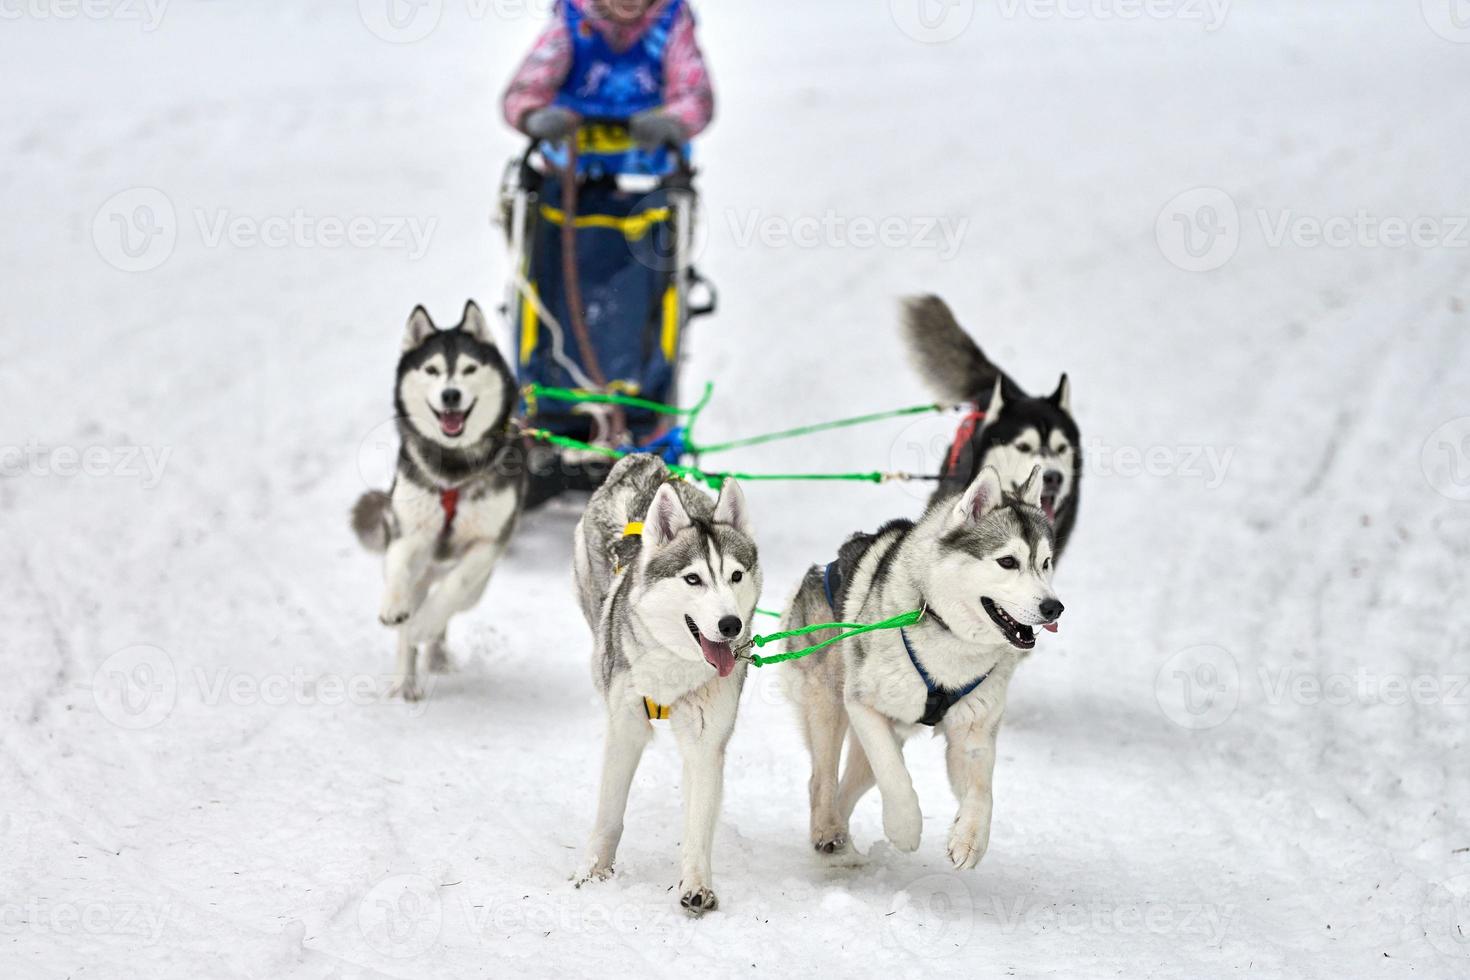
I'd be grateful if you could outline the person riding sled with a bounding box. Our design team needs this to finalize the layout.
[501,0,718,508]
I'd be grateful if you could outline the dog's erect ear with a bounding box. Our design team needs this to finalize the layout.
[980,377,1004,426]
[952,466,1004,525]
[1050,374,1071,414]
[1017,465,1044,508]
[642,482,692,551]
[403,306,436,352]
[460,300,494,346]
[712,478,753,537]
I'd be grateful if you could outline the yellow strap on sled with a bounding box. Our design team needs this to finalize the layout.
[644,697,671,721]
[538,204,671,241]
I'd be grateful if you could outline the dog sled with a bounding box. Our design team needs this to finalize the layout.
[497,122,717,508]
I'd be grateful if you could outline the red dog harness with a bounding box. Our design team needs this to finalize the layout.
[944,408,987,477]
[440,488,461,531]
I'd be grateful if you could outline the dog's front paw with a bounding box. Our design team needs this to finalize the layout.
[425,644,453,674]
[378,595,413,627]
[388,677,423,702]
[811,823,850,855]
[679,885,719,917]
[882,790,923,853]
[574,862,614,888]
[947,813,990,870]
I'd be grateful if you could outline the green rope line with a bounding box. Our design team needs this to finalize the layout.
[693,403,944,456]
[520,428,937,490]
[524,384,695,417]
[741,608,926,668]
[754,607,783,619]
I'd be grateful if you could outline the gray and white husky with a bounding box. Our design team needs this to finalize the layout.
[572,454,760,916]
[351,301,525,701]
[781,465,1062,868]
[903,295,1082,559]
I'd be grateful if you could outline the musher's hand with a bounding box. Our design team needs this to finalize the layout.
[524,106,580,141]
[629,109,687,149]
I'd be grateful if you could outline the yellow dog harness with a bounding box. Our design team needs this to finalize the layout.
[616,521,673,721]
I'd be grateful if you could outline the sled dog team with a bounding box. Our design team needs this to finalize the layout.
[352,295,1081,916]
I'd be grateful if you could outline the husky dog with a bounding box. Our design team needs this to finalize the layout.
[902,295,1082,558]
[573,454,760,916]
[781,465,1062,867]
[351,301,525,701]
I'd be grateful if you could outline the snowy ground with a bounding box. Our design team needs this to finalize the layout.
[4,1,1470,976]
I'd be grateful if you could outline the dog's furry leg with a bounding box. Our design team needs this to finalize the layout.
[379,534,434,626]
[837,729,877,820]
[673,722,729,916]
[390,628,422,702]
[579,702,652,885]
[406,541,503,645]
[846,701,921,852]
[943,715,1001,870]
[800,681,849,853]
[425,631,451,673]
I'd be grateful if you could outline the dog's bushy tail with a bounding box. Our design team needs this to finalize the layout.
[900,295,1002,403]
[351,491,395,553]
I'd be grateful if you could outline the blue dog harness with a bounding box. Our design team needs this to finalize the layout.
[544,0,690,176]
[901,629,993,728]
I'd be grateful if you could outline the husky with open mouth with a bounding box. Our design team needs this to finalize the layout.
[902,295,1082,559]
[780,465,1062,867]
[350,301,525,701]
[572,454,761,916]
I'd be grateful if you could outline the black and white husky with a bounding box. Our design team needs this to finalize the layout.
[781,466,1062,867]
[902,295,1082,559]
[572,454,760,916]
[351,301,525,701]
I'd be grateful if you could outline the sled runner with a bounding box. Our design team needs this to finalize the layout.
[498,122,717,508]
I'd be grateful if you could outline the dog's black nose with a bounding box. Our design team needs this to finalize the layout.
[718,616,742,639]
[1039,599,1064,622]
[1043,470,1064,492]
[441,388,462,409]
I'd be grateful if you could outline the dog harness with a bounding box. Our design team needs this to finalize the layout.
[440,488,461,531]
[944,408,988,480]
[900,629,993,727]
[616,520,673,720]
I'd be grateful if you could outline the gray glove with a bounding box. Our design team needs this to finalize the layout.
[524,106,579,141]
[629,110,687,149]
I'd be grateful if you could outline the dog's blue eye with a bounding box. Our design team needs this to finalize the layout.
[731,570,743,584]
[684,574,703,587]
[997,556,1020,570]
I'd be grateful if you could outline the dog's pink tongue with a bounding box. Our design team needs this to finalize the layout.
[1043,622,1059,633]
[1042,499,1057,523]
[440,412,466,436]
[699,636,736,678]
